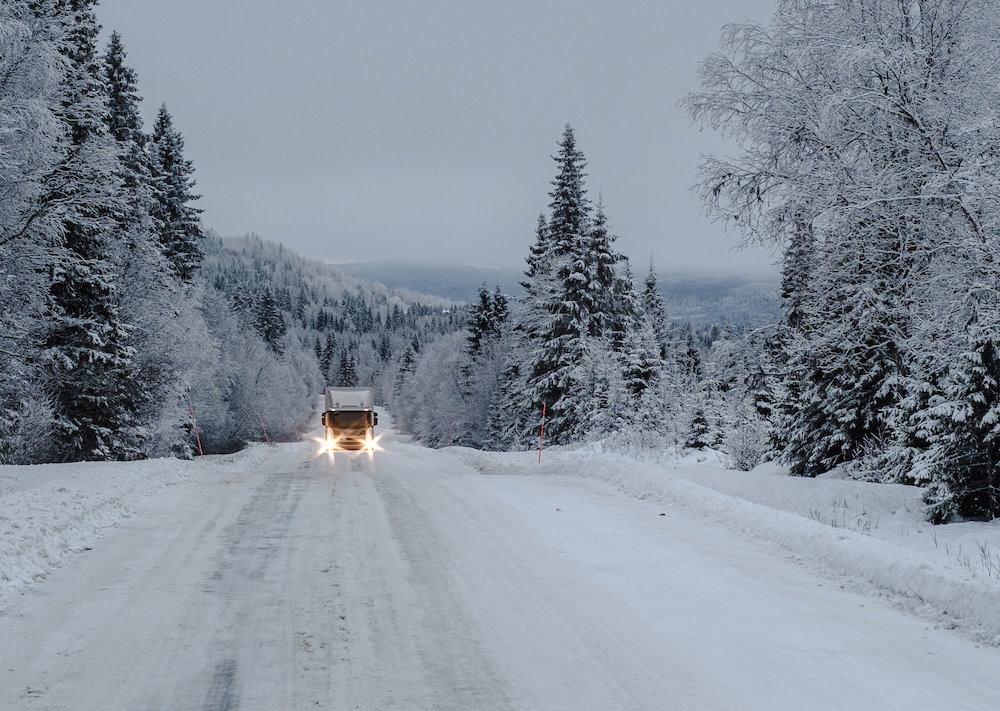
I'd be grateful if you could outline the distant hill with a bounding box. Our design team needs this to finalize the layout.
[335,261,781,326]
[658,273,781,327]
[334,261,523,304]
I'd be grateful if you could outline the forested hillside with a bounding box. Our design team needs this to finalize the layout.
[0,2,463,462]
[201,233,468,414]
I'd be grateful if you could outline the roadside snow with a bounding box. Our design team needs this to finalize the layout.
[447,445,1000,645]
[0,444,277,609]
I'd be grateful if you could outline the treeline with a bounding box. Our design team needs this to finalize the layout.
[1,1,208,461]
[397,83,1000,523]
[399,0,1000,523]
[0,2,458,462]
[202,233,468,413]
[391,126,774,471]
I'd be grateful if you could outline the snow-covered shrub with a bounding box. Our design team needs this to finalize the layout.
[395,332,468,447]
[0,384,56,465]
[724,406,770,472]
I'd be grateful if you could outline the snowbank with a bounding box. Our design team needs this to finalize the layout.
[0,444,275,609]
[447,445,1000,645]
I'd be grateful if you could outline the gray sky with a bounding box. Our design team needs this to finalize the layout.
[97,0,778,275]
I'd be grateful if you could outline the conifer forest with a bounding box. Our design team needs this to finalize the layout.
[4,0,1000,523]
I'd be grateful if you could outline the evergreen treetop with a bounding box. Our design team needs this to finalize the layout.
[547,124,590,259]
[103,31,142,144]
[149,103,203,281]
[642,256,671,360]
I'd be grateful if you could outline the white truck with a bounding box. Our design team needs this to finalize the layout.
[321,387,378,451]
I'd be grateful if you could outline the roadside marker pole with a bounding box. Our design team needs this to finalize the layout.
[189,405,205,459]
[254,409,272,446]
[448,414,455,447]
[538,403,546,464]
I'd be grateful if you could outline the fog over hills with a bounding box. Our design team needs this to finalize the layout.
[334,262,521,304]
[334,261,780,326]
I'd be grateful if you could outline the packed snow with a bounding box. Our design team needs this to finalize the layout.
[0,444,274,610]
[452,444,1000,644]
[2,428,999,708]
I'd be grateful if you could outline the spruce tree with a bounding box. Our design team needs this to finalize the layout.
[467,284,510,359]
[460,284,512,449]
[770,224,814,461]
[102,30,159,261]
[519,125,593,443]
[514,126,640,444]
[490,286,509,333]
[394,346,416,397]
[546,125,590,260]
[102,30,160,260]
[915,329,1000,522]
[149,103,203,281]
[642,257,671,360]
[103,32,142,145]
[102,30,187,457]
[254,288,286,352]
[524,215,550,282]
[680,325,703,381]
[622,307,662,401]
[582,202,624,343]
[39,0,139,461]
[335,349,357,387]
[686,406,711,450]
[467,285,495,359]
[781,234,908,477]
[378,331,392,361]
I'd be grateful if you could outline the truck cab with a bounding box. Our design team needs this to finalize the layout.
[321,387,378,451]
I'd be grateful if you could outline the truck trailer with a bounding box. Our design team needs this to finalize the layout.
[321,387,378,451]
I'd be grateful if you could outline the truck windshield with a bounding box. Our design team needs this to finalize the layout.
[329,411,370,429]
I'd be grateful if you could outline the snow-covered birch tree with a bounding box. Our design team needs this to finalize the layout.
[0,2,66,462]
[685,0,1000,520]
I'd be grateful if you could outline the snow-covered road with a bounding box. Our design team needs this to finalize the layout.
[2,432,999,710]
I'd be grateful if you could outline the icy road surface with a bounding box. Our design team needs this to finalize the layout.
[2,434,999,710]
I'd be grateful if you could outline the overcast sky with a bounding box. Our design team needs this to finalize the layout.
[96,0,778,276]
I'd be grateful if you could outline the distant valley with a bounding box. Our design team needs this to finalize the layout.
[335,261,780,326]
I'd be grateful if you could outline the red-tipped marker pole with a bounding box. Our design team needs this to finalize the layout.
[189,405,204,459]
[259,414,272,446]
[538,403,546,463]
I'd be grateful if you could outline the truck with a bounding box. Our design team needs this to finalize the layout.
[321,387,379,451]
